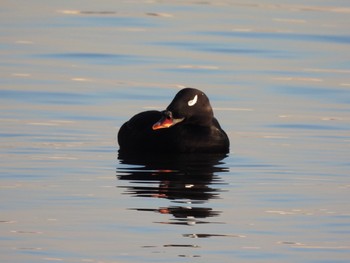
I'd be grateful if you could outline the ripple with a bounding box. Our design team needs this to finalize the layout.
[38,53,159,66]
[208,31,350,45]
[183,233,246,238]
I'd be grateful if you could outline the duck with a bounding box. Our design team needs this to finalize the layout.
[118,87,229,154]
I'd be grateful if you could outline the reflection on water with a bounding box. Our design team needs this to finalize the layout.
[117,153,228,226]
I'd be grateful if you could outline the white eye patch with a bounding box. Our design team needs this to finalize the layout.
[188,95,198,106]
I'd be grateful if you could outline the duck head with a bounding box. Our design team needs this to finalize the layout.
[152,88,214,130]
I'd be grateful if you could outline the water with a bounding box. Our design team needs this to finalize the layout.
[1,1,350,262]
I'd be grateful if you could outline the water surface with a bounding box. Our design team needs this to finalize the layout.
[1,1,350,262]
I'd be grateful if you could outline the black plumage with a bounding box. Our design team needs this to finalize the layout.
[118,88,229,154]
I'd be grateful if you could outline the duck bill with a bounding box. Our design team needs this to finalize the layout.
[152,116,174,130]
[152,116,184,130]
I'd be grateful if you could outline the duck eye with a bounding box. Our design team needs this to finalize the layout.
[188,95,198,106]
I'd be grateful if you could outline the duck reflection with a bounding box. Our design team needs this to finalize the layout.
[117,153,229,225]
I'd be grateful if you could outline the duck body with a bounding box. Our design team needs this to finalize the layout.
[118,88,230,154]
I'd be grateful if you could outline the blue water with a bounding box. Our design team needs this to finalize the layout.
[1,1,350,262]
